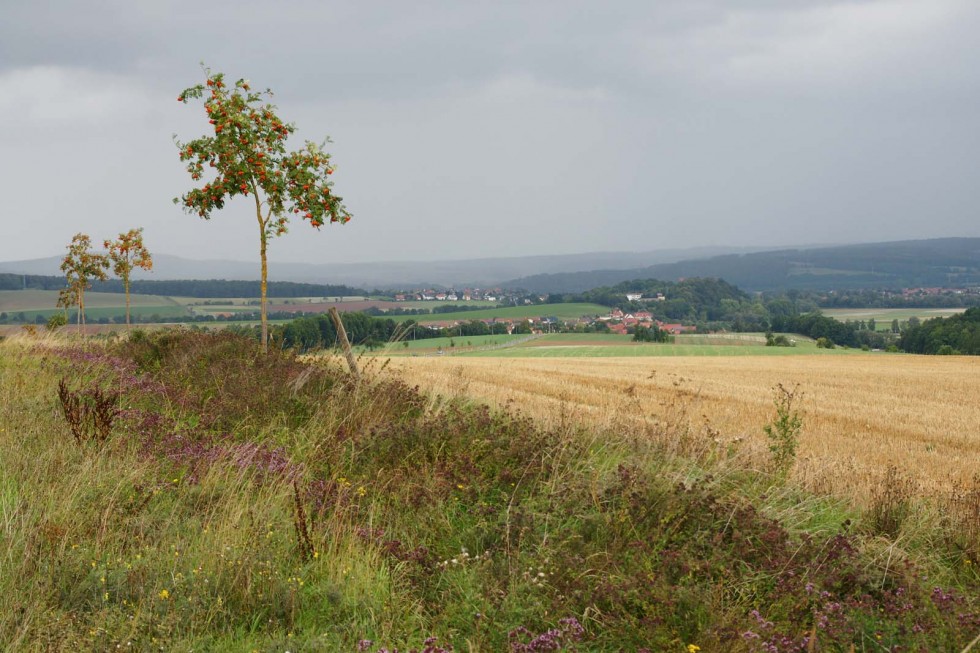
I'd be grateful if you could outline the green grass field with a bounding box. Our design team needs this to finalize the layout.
[462,344,853,357]
[169,296,263,306]
[16,305,190,322]
[822,307,966,325]
[0,290,181,312]
[355,333,525,354]
[385,300,498,310]
[0,290,190,322]
[392,303,608,324]
[456,332,851,357]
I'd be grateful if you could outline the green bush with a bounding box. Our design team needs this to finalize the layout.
[763,383,803,474]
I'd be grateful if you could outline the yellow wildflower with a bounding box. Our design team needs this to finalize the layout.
[158,589,170,600]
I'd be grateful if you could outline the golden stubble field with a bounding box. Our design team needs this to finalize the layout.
[388,354,980,505]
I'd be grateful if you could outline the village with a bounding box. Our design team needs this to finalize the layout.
[392,288,697,336]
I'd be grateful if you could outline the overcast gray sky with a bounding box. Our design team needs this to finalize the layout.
[2,0,978,266]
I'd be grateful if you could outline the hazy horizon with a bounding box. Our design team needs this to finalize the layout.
[4,1,979,265]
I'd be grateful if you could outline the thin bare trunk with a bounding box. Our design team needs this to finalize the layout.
[79,291,85,335]
[124,276,131,328]
[260,233,268,353]
[255,193,269,353]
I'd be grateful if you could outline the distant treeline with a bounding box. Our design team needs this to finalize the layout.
[551,277,753,322]
[548,277,893,348]
[0,273,364,298]
[277,313,513,351]
[899,308,980,355]
[810,288,980,309]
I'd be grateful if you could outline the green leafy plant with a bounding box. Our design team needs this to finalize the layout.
[46,313,68,332]
[763,383,803,474]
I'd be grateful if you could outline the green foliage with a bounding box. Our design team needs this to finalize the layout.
[900,307,980,355]
[632,324,669,342]
[46,313,68,331]
[815,336,835,349]
[763,383,803,474]
[0,274,366,298]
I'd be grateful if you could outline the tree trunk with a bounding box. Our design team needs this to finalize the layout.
[255,194,269,354]
[260,232,268,353]
[79,291,85,334]
[329,306,360,381]
[124,277,131,328]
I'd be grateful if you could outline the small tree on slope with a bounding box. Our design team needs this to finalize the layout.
[58,233,109,333]
[174,67,352,352]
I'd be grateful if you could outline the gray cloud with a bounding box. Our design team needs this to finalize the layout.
[2,1,978,268]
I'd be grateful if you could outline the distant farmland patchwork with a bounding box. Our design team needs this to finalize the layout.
[389,303,608,323]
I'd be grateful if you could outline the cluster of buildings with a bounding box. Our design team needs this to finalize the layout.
[393,288,506,302]
[596,308,695,336]
[899,287,976,297]
[420,306,697,337]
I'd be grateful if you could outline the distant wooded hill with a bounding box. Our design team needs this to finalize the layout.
[0,275,365,299]
[505,238,980,293]
[0,248,758,289]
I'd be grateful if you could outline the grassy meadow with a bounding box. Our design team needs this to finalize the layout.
[1,330,977,651]
[0,290,187,320]
[462,334,845,358]
[363,333,837,359]
[821,307,967,327]
[391,303,608,324]
[353,333,527,355]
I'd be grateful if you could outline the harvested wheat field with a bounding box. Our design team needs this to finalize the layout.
[389,354,980,504]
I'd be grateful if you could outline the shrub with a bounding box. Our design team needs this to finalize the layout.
[866,465,916,538]
[763,383,803,474]
[46,313,68,331]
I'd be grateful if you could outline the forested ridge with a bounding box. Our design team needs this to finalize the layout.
[0,273,364,298]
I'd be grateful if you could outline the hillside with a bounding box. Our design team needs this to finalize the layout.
[0,331,976,650]
[9,239,978,292]
[0,247,756,289]
[506,238,980,293]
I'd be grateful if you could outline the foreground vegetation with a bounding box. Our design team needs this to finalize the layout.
[1,331,977,650]
[390,355,980,505]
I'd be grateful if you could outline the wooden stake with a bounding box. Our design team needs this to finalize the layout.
[329,306,360,381]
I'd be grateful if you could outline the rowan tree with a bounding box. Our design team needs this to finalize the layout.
[58,233,109,332]
[104,228,153,327]
[174,68,352,351]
